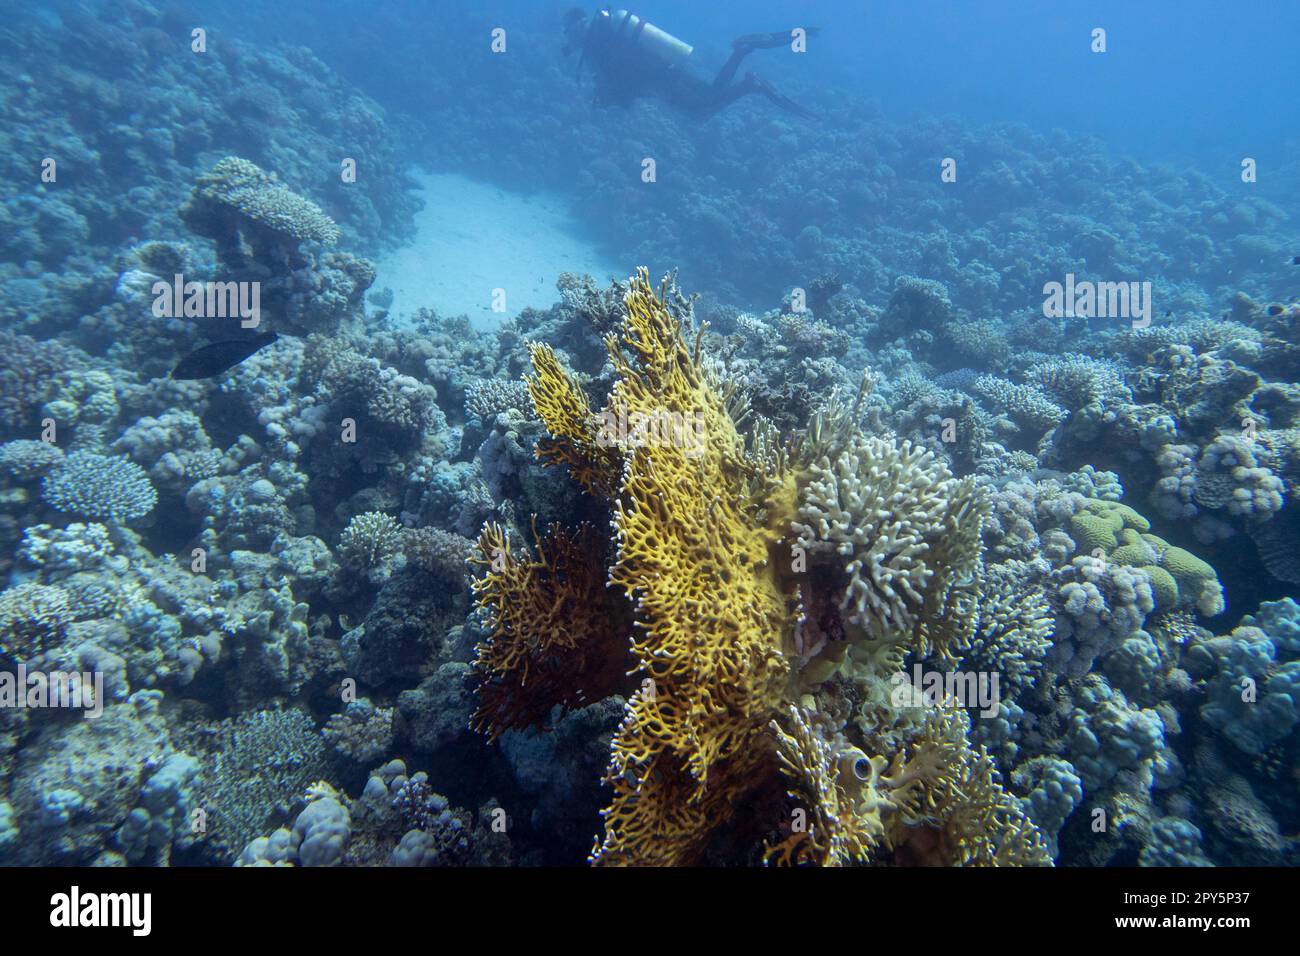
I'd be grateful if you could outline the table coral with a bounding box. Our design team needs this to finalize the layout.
[181,156,340,250]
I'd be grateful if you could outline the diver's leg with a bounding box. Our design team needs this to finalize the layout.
[731,30,807,52]
[723,71,816,119]
[697,74,779,118]
[713,28,820,89]
[712,47,753,90]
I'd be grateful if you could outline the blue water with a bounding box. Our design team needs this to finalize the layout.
[214,0,1300,174]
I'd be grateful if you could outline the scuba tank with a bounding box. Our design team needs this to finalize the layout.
[577,7,693,77]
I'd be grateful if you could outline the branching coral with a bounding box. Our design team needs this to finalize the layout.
[524,342,621,497]
[0,439,64,479]
[1027,353,1130,411]
[205,707,330,859]
[464,378,534,424]
[0,333,80,436]
[962,564,1054,694]
[338,511,403,569]
[308,338,442,451]
[0,582,70,667]
[468,521,631,741]
[972,374,1067,434]
[404,526,474,585]
[323,698,395,765]
[794,433,987,660]
[470,267,1050,868]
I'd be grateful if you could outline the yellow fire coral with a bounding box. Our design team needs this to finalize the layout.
[525,343,621,497]
[766,706,889,866]
[592,270,799,865]
[766,702,1050,868]
[468,521,631,741]
[882,708,1053,867]
[468,267,1052,867]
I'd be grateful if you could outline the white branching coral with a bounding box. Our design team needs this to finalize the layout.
[972,374,1067,432]
[464,378,534,423]
[963,564,1054,693]
[42,451,157,523]
[338,512,403,569]
[794,434,987,659]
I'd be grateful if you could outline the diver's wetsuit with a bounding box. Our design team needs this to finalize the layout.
[570,9,816,119]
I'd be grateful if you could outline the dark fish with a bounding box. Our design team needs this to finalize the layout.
[1292,255,1300,265]
[171,332,279,380]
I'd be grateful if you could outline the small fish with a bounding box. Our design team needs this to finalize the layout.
[171,332,279,380]
[1292,255,1300,265]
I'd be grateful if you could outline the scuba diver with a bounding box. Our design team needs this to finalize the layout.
[562,8,818,119]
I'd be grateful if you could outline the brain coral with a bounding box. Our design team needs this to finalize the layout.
[41,451,157,522]
[1071,498,1225,616]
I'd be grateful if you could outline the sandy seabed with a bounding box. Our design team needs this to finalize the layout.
[375,171,626,329]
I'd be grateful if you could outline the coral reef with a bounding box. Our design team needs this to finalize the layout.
[468,270,1058,867]
[0,1,1295,873]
